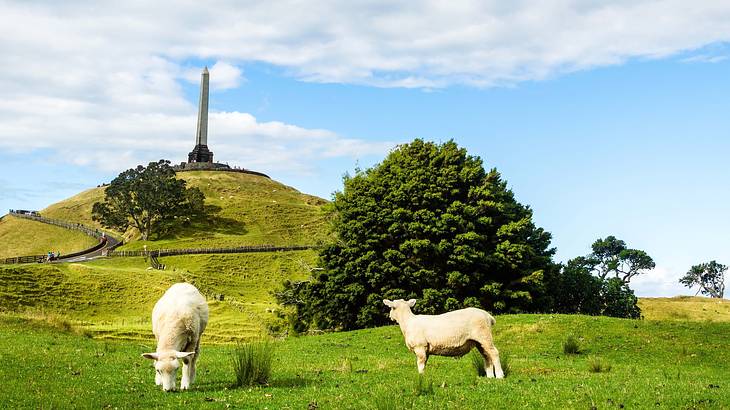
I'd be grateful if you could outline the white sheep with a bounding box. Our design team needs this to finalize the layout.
[142,283,209,391]
[383,299,504,378]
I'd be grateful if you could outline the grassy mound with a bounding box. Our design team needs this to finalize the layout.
[0,215,98,259]
[1,312,728,408]
[0,251,315,341]
[639,296,730,322]
[39,170,329,249]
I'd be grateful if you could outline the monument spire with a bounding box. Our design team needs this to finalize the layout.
[195,66,209,146]
[187,66,213,163]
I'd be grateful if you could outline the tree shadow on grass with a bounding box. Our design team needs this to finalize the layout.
[158,204,248,240]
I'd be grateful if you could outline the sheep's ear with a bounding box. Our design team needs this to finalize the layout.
[406,299,417,308]
[175,351,195,359]
[383,299,394,308]
[142,353,159,361]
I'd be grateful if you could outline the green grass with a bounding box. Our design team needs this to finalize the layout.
[0,215,98,258]
[0,313,728,408]
[39,171,330,249]
[0,251,316,341]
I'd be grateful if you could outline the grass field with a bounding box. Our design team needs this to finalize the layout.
[37,171,330,250]
[1,311,727,409]
[0,252,316,341]
[0,215,98,259]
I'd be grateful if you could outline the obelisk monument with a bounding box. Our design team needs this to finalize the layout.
[187,67,214,163]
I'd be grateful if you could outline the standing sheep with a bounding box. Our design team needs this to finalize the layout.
[142,283,209,391]
[383,299,504,378]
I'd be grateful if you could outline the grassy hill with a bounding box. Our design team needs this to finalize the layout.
[40,170,330,250]
[0,251,317,341]
[1,311,728,408]
[0,215,98,259]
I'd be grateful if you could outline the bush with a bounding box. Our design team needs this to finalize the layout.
[602,278,641,319]
[563,335,581,355]
[230,339,275,387]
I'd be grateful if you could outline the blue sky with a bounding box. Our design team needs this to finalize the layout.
[1,1,729,297]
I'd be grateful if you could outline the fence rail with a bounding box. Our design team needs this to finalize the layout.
[9,211,109,239]
[1,212,122,265]
[110,244,318,258]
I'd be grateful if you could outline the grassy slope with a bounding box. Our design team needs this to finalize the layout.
[1,313,727,409]
[0,251,316,341]
[0,215,98,258]
[639,296,730,321]
[40,170,330,249]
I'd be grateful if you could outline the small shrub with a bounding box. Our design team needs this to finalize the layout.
[563,335,581,355]
[230,339,275,387]
[588,357,611,373]
[413,375,434,396]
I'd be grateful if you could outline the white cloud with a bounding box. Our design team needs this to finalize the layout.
[632,266,692,298]
[183,61,244,90]
[1,1,729,175]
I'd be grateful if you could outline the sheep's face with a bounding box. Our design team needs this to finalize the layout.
[142,351,194,392]
[383,299,417,322]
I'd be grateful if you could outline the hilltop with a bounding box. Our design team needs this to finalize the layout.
[0,170,329,257]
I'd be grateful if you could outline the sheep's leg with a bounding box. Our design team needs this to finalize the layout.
[180,340,196,390]
[189,340,201,385]
[414,347,429,374]
[484,345,504,379]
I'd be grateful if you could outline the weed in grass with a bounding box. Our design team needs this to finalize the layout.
[230,339,275,387]
[588,357,612,373]
[413,374,434,396]
[563,335,581,355]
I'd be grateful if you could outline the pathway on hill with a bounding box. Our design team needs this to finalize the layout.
[3,212,121,263]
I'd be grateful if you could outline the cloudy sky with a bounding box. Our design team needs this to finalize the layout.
[1,0,730,297]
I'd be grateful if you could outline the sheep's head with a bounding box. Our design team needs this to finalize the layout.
[383,299,416,322]
[142,351,194,391]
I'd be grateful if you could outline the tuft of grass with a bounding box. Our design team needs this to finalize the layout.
[470,350,486,377]
[500,353,511,377]
[340,357,353,373]
[413,374,434,396]
[471,350,511,378]
[230,339,275,387]
[563,335,581,355]
[588,357,612,373]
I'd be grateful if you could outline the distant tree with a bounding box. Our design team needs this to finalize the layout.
[679,261,726,298]
[576,236,655,284]
[276,139,557,331]
[92,160,204,240]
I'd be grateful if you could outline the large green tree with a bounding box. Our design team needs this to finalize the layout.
[92,160,204,240]
[277,139,556,330]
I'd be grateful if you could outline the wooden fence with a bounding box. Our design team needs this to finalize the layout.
[110,244,318,258]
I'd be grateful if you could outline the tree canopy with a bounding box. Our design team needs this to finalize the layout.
[679,261,726,298]
[277,139,557,331]
[572,236,655,284]
[92,160,204,240]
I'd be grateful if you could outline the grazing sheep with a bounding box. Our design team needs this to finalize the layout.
[142,283,209,391]
[383,299,504,378]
